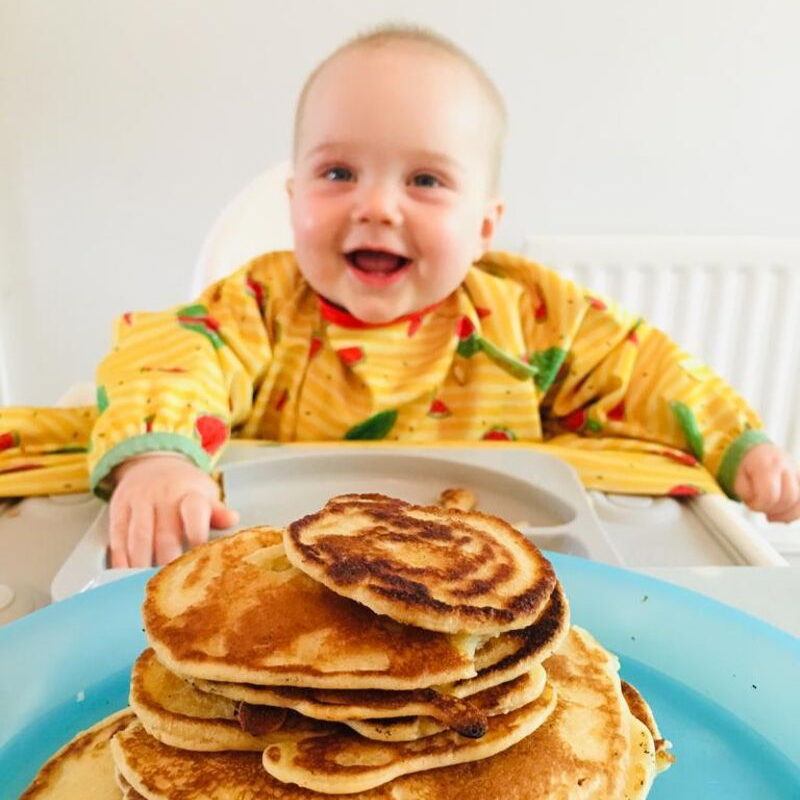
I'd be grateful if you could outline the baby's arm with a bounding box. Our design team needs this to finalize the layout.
[517,263,797,519]
[734,443,800,522]
[109,454,238,568]
[88,261,278,566]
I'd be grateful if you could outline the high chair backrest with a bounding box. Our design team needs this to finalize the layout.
[191,160,293,297]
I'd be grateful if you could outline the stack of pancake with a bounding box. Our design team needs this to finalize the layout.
[20,494,673,799]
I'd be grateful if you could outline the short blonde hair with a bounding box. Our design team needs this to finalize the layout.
[292,23,507,192]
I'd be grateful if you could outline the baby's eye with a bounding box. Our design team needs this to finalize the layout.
[323,166,354,182]
[411,173,442,188]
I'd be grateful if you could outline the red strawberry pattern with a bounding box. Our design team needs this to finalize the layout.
[667,484,702,497]
[194,414,228,456]
[483,427,516,441]
[337,346,365,367]
[427,399,452,419]
[607,401,625,422]
[659,450,699,467]
[0,431,20,452]
[309,335,323,360]
[586,296,607,311]
[456,316,476,339]
[534,285,547,322]
[245,276,269,312]
[562,409,588,432]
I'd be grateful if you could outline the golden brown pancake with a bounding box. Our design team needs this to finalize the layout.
[438,487,477,512]
[345,664,546,742]
[116,773,145,800]
[261,683,557,793]
[144,526,479,689]
[624,715,658,799]
[285,494,556,635]
[129,648,291,751]
[444,580,569,697]
[18,708,134,799]
[621,679,676,773]
[192,679,491,739]
[112,628,666,798]
[179,581,568,739]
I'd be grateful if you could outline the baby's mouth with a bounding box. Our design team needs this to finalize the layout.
[344,250,411,275]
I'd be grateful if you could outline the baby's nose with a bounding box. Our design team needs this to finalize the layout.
[352,183,403,226]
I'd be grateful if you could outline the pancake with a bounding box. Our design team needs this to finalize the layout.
[113,722,381,800]
[180,581,568,737]
[260,682,557,793]
[345,664,547,742]
[18,708,135,799]
[285,494,556,635]
[129,648,292,751]
[437,487,477,512]
[116,773,144,800]
[181,675,488,733]
[623,716,658,799]
[144,526,479,689]
[443,580,569,698]
[621,679,675,773]
[111,628,664,798]
[111,681,555,799]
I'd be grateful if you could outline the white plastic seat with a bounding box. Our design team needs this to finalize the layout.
[191,160,293,296]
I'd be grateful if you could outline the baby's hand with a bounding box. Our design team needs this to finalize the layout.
[733,443,800,522]
[109,454,239,568]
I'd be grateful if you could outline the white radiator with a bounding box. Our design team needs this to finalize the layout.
[522,236,800,460]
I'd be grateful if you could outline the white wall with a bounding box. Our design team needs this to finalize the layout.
[2,0,799,404]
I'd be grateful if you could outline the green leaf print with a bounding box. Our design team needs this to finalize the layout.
[96,385,109,414]
[585,419,603,434]
[530,347,568,392]
[479,338,538,382]
[670,401,705,462]
[344,410,398,441]
[456,335,482,358]
[177,305,224,350]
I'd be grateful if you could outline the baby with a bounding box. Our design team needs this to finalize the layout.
[6,25,795,565]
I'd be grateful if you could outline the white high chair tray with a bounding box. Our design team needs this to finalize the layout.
[49,444,786,603]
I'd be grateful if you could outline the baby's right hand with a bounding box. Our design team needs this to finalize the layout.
[109,454,239,568]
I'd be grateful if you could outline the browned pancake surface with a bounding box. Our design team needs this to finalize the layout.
[19,709,135,799]
[621,680,675,772]
[286,495,556,634]
[183,580,568,737]
[114,630,643,799]
[144,526,476,689]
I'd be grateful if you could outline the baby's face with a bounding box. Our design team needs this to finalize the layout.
[289,43,503,323]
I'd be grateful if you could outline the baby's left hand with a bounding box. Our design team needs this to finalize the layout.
[733,443,800,522]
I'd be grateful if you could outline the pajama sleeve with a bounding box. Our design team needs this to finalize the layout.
[518,261,767,498]
[87,259,280,497]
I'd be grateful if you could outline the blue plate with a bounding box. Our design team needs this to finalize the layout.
[1,554,799,798]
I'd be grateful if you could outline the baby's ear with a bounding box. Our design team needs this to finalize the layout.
[285,176,294,199]
[475,198,505,259]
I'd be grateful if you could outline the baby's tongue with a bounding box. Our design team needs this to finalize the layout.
[351,250,404,273]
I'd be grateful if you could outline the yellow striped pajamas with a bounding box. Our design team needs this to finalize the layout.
[0,251,767,500]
